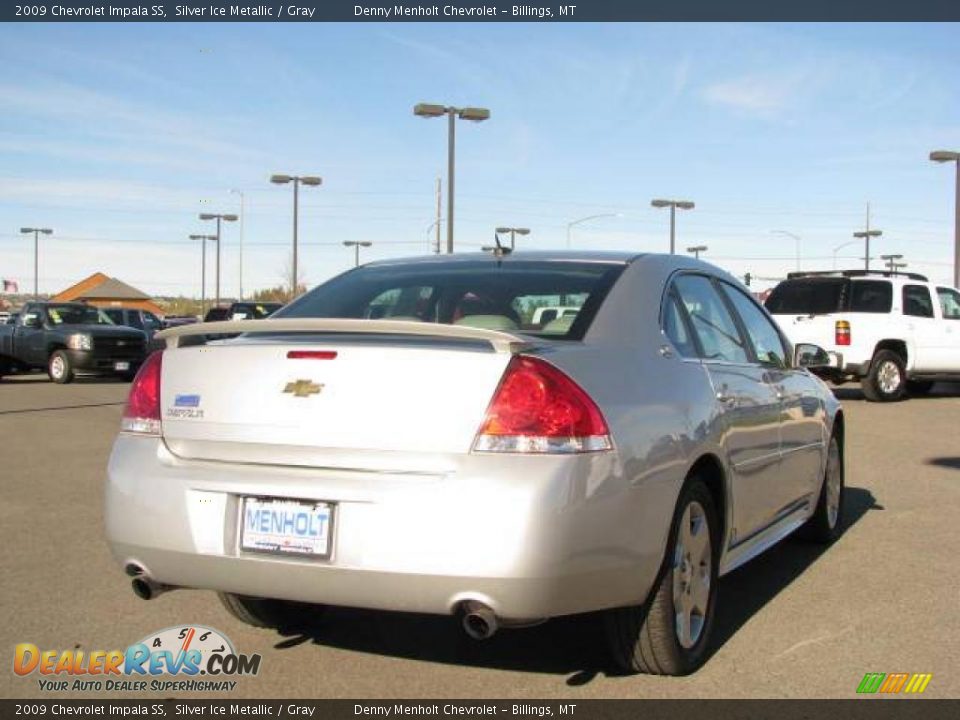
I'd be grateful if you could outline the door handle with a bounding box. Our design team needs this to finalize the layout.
[775,385,785,401]
[716,391,737,405]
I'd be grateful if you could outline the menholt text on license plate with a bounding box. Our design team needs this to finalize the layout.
[241,498,333,557]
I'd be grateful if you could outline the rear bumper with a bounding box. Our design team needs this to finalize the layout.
[105,436,666,620]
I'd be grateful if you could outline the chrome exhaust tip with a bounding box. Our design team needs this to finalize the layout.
[460,601,499,640]
[130,575,172,601]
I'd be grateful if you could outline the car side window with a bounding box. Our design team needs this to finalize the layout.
[673,275,749,364]
[662,292,697,358]
[903,285,934,318]
[720,282,788,369]
[936,287,960,319]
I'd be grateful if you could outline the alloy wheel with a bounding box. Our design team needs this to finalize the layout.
[672,500,711,649]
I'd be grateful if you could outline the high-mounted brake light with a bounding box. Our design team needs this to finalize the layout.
[121,351,163,435]
[835,320,851,346]
[473,355,612,454]
[287,350,338,360]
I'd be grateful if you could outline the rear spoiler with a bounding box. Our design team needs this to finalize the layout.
[156,318,531,353]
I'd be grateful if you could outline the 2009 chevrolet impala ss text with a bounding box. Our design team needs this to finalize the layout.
[105,252,845,675]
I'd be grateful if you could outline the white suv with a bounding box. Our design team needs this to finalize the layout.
[766,270,960,401]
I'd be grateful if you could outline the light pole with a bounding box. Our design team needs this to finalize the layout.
[271,174,322,297]
[19,227,52,299]
[426,218,444,253]
[880,253,904,272]
[566,213,621,249]
[414,103,490,254]
[230,189,245,300]
[930,150,960,288]
[198,212,237,307]
[853,228,882,271]
[687,245,708,259]
[495,226,530,250]
[832,240,859,270]
[189,234,216,317]
[651,199,695,254]
[771,230,802,271]
[343,241,372,267]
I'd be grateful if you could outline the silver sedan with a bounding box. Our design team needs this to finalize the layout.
[105,251,843,675]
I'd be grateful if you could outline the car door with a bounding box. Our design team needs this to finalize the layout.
[935,287,960,370]
[672,274,783,543]
[719,281,825,514]
[902,284,944,371]
[15,304,48,367]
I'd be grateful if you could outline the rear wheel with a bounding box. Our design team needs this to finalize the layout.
[605,478,718,675]
[798,434,844,543]
[218,592,325,630]
[906,379,935,396]
[48,350,75,384]
[861,350,905,402]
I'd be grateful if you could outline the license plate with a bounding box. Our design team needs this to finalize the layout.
[240,497,333,557]
[114,361,130,371]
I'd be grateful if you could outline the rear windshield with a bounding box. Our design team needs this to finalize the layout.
[277,260,626,340]
[765,278,891,315]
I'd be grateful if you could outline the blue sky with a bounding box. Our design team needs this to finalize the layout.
[0,22,958,298]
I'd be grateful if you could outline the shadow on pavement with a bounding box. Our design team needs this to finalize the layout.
[268,487,879,686]
[927,457,960,471]
[832,381,960,402]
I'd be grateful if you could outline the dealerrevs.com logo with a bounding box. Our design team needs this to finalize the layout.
[13,625,261,692]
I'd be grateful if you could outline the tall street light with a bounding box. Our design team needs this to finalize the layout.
[414,103,491,255]
[495,226,530,250]
[687,245,708,259]
[199,212,237,307]
[832,240,859,270]
[230,189,245,300]
[880,253,904,272]
[930,150,960,288]
[270,174,322,297]
[19,227,53,299]
[189,234,216,317]
[343,241,372,267]
[853,228,882,271]
[651,199,695,254]
[566,213,621,249]
[771,230,802,271]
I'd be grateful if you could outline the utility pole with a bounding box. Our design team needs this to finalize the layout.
[853,204,882,272]
[435,176,442,254]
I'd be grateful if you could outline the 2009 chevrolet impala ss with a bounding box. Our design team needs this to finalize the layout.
[105,251,844,675]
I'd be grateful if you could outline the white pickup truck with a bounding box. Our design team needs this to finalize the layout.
[765,270,960,401]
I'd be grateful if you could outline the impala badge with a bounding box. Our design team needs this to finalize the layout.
[283,379,323,398]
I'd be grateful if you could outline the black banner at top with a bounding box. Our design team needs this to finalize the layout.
[4,0,960,22]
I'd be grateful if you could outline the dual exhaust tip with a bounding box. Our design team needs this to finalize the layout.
[126,563,173,601]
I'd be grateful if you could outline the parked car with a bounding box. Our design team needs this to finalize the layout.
[0,301,147,383]
[101,307,164,340]
[530,305,579,325]
[106,252,843,675]
[227,302,283,320]
[766,269,960,401]
[160,315,200,329]
[5,312,19,326]
[202,306,231,323]
[0,311,10,324]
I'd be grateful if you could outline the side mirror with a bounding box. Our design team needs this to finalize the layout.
[794,343,830,369]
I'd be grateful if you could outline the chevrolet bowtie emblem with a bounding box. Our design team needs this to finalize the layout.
[283,379,323,398]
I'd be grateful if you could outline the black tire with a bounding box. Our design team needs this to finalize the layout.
[906,379,935,396]
[604,478,719,675]
[797,434,844,543]
[47,350,75,384]
[218,592,325,630]
[860,349,905,402]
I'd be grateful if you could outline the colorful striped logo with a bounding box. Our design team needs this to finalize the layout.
[857,672,933,694]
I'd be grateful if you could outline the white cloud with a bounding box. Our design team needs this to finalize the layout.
[702,67,824,116]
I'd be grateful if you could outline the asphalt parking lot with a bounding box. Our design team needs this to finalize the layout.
[1,373,959,699]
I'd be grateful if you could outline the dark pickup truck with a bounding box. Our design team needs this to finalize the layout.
[0,301,147,383]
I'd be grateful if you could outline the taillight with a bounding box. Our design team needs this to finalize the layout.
[121,351,163,435]
[473,355,612,454]
[835,320,851,346]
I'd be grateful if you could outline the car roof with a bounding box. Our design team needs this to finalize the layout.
[364,250,645,267]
